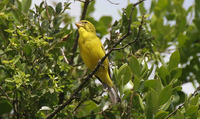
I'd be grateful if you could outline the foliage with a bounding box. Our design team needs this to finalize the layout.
[0,0,199,119]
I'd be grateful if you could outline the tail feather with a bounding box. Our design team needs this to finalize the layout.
[96,76,121,104]
[108,86,121,104]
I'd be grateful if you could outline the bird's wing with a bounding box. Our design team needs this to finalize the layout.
[96,37,112,77]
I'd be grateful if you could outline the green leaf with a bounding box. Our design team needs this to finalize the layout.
[145,80,156,89]
[178,33,189,48]
[23,44,32,56]
[176,16,186,34]
[126,4,137,21]
[140,61,148,80]
[13,55,21,65]
[0,0,9,11]
[155,78,163,95]
[133,76,140,90]
[104,112,115,119]
[0,100,13,115]
[85,0,95,17]
[154,111,168,119]
[170,68,182,79]
[4,29,15,33]
[160,96,172,111]
[118,64,132,86]
[158,84,172,106]
[0,67,9,82]
[170,78,178,85]
[56,2,62,14]
[138,95,145,111]
[146,88,158,118]
[129,56,140,76]
[95,21,108,36]
[48,6,55,16]
[22,0,32,13]
[190,94,199,105]
[113,68,118,84]
[122,90,132,100]
[139,2,146,14]
[146,62,155,79]
[41,19,50,31]
[185,105,198,116]
[114,51,124,60]
[138,115,146,119]
[157,0,168,10]
[100,16,112,27]
[53,16,64,28]
[174,110,184,119]
[173,86,182,91]
[193,18,200,30]
[77,100,98,117]
[157,52,167,67]
[166,13,175,21]
[168,50,180,71]
[158,66,171,85]
[137,81,145,91]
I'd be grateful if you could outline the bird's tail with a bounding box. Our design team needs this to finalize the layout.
[97,76,121,104]
[107,85,121,104]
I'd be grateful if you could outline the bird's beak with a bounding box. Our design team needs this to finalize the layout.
[75,21,83,28]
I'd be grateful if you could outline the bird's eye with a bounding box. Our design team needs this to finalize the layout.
[83,21,87,24]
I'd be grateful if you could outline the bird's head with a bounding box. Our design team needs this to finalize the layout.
[75,20,96,33]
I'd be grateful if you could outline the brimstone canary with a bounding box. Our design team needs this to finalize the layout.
[75,20,120,103]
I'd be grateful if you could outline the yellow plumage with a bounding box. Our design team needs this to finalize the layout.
[75,20,120,103]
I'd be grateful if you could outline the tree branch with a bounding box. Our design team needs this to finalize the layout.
[126,75,135,118]
[44,0,51,21]
[60,48,69,64]
[107,0,119,5]
[45,0,145,118]
[113,15,145,51]
[165,86,200,119]
[69,0,92,65]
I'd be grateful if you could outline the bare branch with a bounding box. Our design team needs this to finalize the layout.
[45,0,145,118]
[44,0,51,21]
[60,48,69,64]
[0,86,12,102]
[113,15,145,51]
[73,97,88,113]
[107,0,119,5]
[74,0,85,3]
[165,86,200,119]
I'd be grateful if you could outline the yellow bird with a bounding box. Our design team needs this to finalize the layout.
[75,20,120,103]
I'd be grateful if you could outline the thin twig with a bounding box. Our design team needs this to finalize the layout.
[45,0,145,118]
[73,97,88,113]
[0,86,12,102]
[126,75,135,118]
[127,89,134,118]
[107,0,119,5]
[60,48,69,64]
[113,15,145,51]
[102,111,108,119]
[165,86,200,119]
[72,63,84,67]
[73,90,104,113]
[74,0,86,3]
[44,0,51,21]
